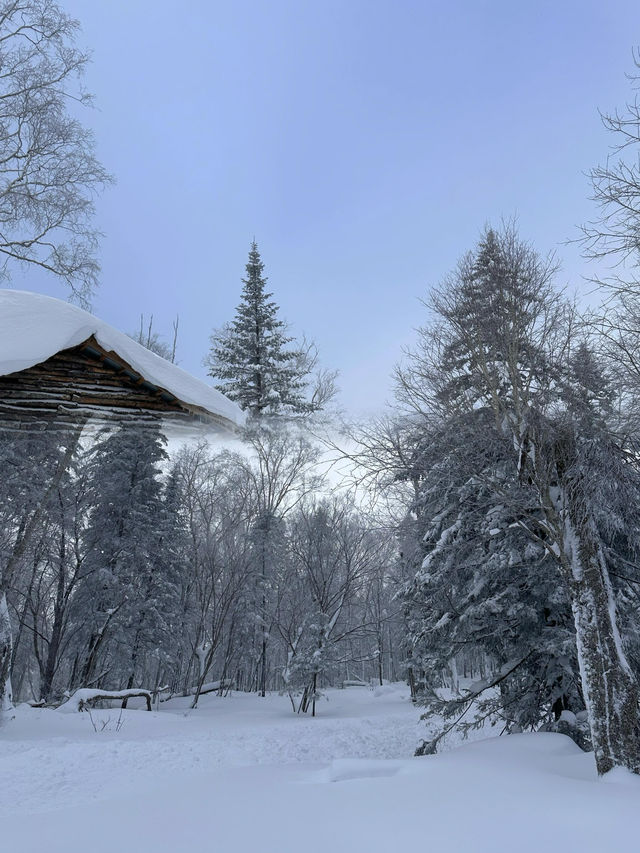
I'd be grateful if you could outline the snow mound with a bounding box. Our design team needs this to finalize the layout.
[318,758,405,783]
[0,289,245,428]
[372,684,400,697]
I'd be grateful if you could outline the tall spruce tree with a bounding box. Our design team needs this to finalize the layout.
[207,242,312,419]
[396,224,640,775]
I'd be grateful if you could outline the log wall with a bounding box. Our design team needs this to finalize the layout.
[0,338,219,433]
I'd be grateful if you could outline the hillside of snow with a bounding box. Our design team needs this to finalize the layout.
[2,685,638,853]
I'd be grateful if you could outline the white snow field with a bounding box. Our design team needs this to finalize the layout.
[1,685,638,853]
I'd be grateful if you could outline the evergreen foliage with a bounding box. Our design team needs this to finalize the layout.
[75,424,180,691]
[207,242,312,418]
[395,225,640,774]
[400,412,581,747]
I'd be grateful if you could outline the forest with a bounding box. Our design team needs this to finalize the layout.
[5,219,640,780]
[2,0,640,810]
[1,409,403,716]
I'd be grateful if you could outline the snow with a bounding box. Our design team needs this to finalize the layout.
[1,685,638,853]
[56,688,152,713]
[0,289,245,428]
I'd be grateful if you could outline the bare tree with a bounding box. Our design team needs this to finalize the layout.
[170,444,254,708]
[0,424,83,714]
[0,0,111,302]
[280,497,378,714]
[21,475,90,702]
[235,424,322,696]
[295,336,339,417]
[130,314,180,362]
[577,50,640,270]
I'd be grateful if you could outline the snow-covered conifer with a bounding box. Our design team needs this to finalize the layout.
[397,225,640,774]
[400,413,581,747]
[207,242,314,418]
[74,424,179,692]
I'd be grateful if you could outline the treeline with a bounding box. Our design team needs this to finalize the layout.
[1,423,402,713]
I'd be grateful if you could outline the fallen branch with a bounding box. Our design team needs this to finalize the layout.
[168,679,234,701]
[57,688,152,713]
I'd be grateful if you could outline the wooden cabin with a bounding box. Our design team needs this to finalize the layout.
[0,290,244,435]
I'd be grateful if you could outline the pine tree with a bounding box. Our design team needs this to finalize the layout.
[399,411,581,751]
[207,242,313,418]
[74,424,179,691]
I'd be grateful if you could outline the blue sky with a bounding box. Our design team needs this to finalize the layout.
[15,0,640,415]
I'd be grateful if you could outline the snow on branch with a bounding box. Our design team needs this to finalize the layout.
[57,688,152,713]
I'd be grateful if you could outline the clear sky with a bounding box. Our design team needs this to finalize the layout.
[14,0,640,416]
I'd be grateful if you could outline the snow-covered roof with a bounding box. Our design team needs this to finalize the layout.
[0,289,245,429]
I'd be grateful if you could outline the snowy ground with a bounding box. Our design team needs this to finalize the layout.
[2,684,638,852]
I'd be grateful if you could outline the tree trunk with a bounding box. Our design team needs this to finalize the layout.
[40,564,67,702]
[524,423,640,774]
[407,667,417,702]
[535,451,640,774]
[77,603,122,690]
[10,554,39,701]
[190,640,221,709]
[0,592,13,715]
[560,503,640,775]
[121,671,136,709]
[259,634,267,697]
